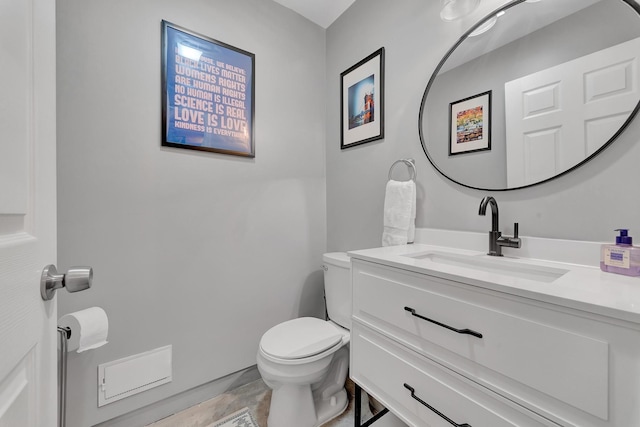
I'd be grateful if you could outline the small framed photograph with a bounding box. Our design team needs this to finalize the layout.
[449,90,491,156]
[340,48,385,149]
[161,20,255,157]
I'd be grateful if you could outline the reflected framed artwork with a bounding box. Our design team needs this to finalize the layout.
[449,90,491,156]
[340,48,385,149]
[161,20,255,157]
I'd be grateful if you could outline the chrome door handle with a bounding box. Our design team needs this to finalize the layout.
[41,264,93,301]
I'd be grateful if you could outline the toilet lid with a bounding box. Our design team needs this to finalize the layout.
[260,317,343,360]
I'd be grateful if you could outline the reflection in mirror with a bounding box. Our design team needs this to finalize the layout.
[420,0,640,190]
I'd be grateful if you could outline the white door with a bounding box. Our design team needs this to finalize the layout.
[505,37,640,187]
[0,0,57,425]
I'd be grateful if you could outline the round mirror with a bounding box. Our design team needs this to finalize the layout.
[419,0,640,190]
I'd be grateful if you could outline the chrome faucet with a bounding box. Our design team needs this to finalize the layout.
[478,196,521,256]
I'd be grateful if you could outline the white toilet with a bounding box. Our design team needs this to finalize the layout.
[257,252,352,427]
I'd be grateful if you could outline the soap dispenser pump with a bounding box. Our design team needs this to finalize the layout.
[600,229,640,277]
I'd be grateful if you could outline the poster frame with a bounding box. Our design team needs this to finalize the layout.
[161,20,255,157]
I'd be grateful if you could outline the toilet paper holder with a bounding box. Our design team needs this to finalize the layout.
[41,264,93,301]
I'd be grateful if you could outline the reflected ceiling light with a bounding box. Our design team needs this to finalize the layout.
[468,10,504,37]
[177,43,202,61]
[440,0,480,21]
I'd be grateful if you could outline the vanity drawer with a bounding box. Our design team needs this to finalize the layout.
[352,260,618,425]
[351,321,558,427]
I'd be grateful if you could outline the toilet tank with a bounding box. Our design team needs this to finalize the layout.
[323,252,351,330]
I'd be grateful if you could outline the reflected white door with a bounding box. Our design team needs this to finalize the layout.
[0,0,57,425]
[505,37,640,187]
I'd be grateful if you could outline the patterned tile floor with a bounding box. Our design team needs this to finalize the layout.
[147,378,367,427]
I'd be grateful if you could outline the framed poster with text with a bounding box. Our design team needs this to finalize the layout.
[162,20,255,157]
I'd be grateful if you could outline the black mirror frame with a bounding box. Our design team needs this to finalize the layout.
[418,0,640,191]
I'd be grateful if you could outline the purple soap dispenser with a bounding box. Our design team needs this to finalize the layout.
[600,229,640,277]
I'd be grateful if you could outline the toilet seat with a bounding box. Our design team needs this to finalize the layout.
[260,318,347,363]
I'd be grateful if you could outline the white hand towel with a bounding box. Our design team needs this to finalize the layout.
[382,180,416,247]
[407,182,416,244]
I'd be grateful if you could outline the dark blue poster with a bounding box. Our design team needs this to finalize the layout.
[162,21,255,157]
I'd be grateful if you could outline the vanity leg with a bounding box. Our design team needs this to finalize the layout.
[354,383,389,427]
[354,382,361,427]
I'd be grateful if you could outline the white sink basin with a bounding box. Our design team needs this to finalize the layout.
[404,251,569,283]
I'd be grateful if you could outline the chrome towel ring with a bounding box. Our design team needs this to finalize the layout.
[388,159,417,182]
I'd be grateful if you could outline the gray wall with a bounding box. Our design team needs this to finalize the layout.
[56,1,326,426]
[326,0,640,251]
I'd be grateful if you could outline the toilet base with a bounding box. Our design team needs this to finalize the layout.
[267,384,348,427]
[263,346,350,427]
[313,387,348,427]
[267,383,316,427]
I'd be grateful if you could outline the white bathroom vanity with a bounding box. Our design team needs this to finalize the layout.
[348,238,640,427]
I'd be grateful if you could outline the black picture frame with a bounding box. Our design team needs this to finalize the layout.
[161,20,255,157]
[449,90,492,156]
[340,48,385,149]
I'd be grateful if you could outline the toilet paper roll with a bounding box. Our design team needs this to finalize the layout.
[58,307,109,353]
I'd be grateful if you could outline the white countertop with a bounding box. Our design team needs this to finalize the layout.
[348,243,640,325]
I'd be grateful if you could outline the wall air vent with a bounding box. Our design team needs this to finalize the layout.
[98,345,172,407]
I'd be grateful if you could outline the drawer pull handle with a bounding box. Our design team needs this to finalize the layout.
[404,383,472,427]
[404,307,483,339]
